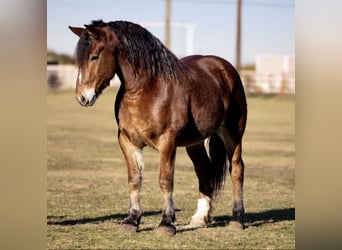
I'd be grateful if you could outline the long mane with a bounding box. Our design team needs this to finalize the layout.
[76,20,187,81]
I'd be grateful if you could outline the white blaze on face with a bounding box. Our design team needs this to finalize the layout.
[75,69,97,106]
[77,70,83,86]
[78,71,82,84]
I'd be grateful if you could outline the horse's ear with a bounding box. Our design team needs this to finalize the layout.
[84,25,104,40]
[69,26,84,37]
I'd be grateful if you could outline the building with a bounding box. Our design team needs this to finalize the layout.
[241,54,295,94]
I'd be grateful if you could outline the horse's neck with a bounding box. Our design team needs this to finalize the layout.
[116,56,150,93]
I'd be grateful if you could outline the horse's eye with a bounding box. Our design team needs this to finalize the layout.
[90,55,99,61]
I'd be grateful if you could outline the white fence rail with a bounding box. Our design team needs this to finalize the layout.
[47,65,77,89]
[47,65,120,89]
[240,70,295,94]
[47,65,295,94]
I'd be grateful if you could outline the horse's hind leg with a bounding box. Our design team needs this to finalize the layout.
[186,143,213,227]
[217,126,245,230]
[118,133,144,233]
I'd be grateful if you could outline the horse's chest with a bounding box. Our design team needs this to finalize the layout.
[118,103,161,148]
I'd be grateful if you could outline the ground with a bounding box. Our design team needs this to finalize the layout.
[47,88,295,249]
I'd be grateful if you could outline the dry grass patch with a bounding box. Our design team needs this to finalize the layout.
[47,89,295,249]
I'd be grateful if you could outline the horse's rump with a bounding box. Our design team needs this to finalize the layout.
[174,55,245,146]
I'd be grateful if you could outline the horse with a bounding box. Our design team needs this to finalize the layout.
[69,20,247,236]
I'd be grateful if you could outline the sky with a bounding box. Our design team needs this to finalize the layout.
[47,0,294,65]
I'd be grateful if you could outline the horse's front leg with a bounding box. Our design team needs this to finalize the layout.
[118,133,144,233]
[155,137,177,236]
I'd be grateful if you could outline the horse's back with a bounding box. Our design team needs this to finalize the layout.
[181,55,245,104]
[181,55,242,87]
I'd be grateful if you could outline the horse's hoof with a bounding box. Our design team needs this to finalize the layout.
[155,224,176,236]
[228,220,244,230]
[120,222,138,233]
[188,217,207,228]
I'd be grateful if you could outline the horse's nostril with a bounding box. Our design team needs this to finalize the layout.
[90,95,96,104]
[80,95,86,104]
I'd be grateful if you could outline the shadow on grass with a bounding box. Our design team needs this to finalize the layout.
[211,207,295,228]
[47,210,180,226]
[47,213,127,226]
[47,207,294,232]
[164,207,295,234]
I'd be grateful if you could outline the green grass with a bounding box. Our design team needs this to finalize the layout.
[47,88,295,249]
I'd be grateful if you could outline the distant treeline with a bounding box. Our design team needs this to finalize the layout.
[47,50,74,64]
[241,64,255,71]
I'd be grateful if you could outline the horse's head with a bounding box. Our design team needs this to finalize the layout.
[69,24,118,107]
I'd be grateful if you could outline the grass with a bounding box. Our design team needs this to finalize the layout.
[47,88,295,249]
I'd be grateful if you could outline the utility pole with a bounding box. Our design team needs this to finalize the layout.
[236,0,242,72]
[165,0,171,49]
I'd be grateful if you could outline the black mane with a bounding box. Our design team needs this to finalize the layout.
[75,20,186,80]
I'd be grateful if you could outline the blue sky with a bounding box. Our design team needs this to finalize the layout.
[47,0,294,65]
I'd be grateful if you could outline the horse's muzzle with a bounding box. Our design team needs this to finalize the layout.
[77,88,97,107]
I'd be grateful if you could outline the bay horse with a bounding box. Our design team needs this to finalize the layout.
[69,20,247,236]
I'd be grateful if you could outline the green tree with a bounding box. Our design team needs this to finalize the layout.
[47,50,74,64]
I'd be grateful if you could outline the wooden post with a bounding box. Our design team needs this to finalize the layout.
[165,0,171,49]
[236,0,242,72]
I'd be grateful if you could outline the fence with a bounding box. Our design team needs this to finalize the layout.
[47,65,120,89]
[47,65,295,94]
[240,70,295,94]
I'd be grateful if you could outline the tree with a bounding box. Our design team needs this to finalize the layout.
[47,50,74,64]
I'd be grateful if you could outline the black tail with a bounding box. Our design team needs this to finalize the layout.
[208,133,228,197]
